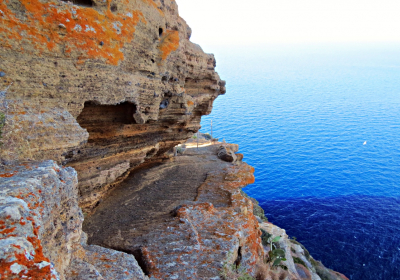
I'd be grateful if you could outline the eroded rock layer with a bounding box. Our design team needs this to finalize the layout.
[0,145,349,279]
[84,143,263,279]
[0,0,225,211]
[0,0,350,279]
[0,161,148,279]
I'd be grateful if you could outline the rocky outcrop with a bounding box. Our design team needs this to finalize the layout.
[83,143,262,279]
[259,223,349,280]
[217,144,239,163]
[0,161,80,279]
[0,161,148,279]
[0,0,225,212]
[0,0,348,279]
[0,145,349,280]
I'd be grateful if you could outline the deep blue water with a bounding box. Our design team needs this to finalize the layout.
[199,43,400,280]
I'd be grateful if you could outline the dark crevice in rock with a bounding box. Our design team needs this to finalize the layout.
[159,99,169,109]
[99,245,150,276]
[65,101,138,162]
[117,247,150,276]
[234,246,242,267]
[62,0,93,7]
[110,4,117,12]
[78,101,137,127]
[131,248,150,276]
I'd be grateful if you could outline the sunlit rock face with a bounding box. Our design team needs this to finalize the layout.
[0,161,148,279]
[0,0,349,279]
[83,143,264,279]
[0,0,225,211]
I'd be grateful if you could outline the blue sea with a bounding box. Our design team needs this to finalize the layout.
[199,43,400,280]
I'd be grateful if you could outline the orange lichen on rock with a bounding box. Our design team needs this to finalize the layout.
[0,207,53,279]
[0,172,17,178]
[158,30,180,60]
[0,245,53,280]
[0,226,16,235]
[0,0,146,65]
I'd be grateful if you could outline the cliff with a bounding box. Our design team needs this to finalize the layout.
[0,0,225,212]
[0,0,347,279]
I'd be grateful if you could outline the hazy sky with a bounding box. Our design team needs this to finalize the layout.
[177,0,400,47]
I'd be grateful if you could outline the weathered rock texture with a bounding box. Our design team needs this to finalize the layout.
[0,0,349,279]
[0,0,225,212]
[217,144,239,162]
[260,223,349,280]
[0,161,148,279]
[0,146,348,279]
[84,143,263,279]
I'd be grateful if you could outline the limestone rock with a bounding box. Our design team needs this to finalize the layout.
[0,161,148,279]
[0,161,81,279]
[0,0,225,212]
[83,143,263,279]
[0,0,348,279]
[67,237,149,280]
[217,144,239,162]
[260,222,349,280]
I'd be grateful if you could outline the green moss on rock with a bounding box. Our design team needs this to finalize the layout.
[240,190,268,221]
[293,256,307,268]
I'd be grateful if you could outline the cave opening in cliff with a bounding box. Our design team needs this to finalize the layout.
[76,101,137,143]
[78,100,137,124]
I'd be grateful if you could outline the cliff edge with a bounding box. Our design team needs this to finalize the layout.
[0,0,225,212]
[0,0,347,279]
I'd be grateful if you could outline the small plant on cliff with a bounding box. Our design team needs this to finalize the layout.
[203,133,212,140]
[264,235,288,271]
[220,263,255,280]
[260,228,272,246]
[192,134,197,139]
[220,252,255,280]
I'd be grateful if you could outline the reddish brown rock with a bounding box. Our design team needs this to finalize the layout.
[83,143,263,279]
[0,0,225,212]
[217,144,239,162]
[0,161,148,279]
[0,0,349,279]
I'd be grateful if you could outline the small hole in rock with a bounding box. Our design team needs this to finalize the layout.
[111,4,117,12]
[62,0,93,7]
[159,27,163,37]
[159,99,169,109]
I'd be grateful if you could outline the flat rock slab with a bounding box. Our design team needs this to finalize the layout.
[83,144,230,243]
[83,143,263,279]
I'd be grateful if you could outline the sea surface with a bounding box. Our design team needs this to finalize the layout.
[199,43,400,280]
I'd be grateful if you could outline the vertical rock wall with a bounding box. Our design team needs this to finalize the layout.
[0,161,149,279]
[0,0,225,211]
[0,0,349,279]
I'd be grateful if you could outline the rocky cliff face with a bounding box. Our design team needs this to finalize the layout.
[0,0,225,211]
[0,161,148,279]
[0,0,348,279]
[0,146,349,280]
